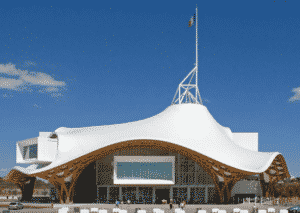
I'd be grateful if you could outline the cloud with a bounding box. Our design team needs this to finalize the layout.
[23,61,36,67]
[0,78,23,89]
[33,104,41,108]
[289,87,300,102]
[3,93,13,98]
[0,63,66,95]
[0,168,8,172]
[21,72,65,86]
[51,93,62,98]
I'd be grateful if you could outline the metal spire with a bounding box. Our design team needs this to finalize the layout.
[172,6,203,105]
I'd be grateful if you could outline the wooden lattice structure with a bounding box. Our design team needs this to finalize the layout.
[4,139,290,204]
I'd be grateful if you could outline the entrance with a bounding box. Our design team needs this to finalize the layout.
[98,187,107,203]
[155,189,170,204]
[122,187,136,203]
[190,187,205,204]
[138,187,153,204]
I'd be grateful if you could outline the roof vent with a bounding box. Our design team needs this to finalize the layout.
[49,133,58,139]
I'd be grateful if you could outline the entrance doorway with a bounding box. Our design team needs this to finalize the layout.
[122,187,136,203]
[98,187,107,203]
[138,187,153,204]
[155,189,170,204]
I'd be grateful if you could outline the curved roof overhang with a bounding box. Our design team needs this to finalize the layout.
[4,139,290,188]
[4,104,290,185]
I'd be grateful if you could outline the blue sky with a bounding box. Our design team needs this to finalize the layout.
[0,0,300,179]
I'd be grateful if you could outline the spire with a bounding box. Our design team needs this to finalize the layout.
[172,6,203,105]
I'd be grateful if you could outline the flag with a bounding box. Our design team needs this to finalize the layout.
[188,14,196,27]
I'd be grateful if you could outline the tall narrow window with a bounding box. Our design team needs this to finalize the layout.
[23,146,29,159]
[29,144,38,159]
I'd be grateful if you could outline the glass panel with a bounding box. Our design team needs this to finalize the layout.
[122,187,136,203]
[23,146,29,159]
[109,187,119,203]
[29,144,37,159]
[138,187,152,204]
[117,162,172,180]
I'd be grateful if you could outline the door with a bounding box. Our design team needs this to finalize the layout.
[155,189,170,204]
[98,187,107,203]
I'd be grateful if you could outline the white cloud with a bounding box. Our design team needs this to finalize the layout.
[51,93,62,98]
[289,87,300,102]
[0,78,23,89]
[23,61,36,66]
[21,72,65,86]
[33,104,41,108]
[0,168,8,172]
[0,63,66,95]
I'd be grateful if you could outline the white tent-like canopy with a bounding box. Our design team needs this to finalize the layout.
[11,103,280,176]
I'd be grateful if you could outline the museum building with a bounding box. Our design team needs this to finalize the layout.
[4,7,290,205]
[3,96,290,204]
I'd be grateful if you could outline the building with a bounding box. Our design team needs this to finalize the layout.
[4,7,290,205]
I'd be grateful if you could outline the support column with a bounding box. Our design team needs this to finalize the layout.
[187,186,190,203]
[119,186,122,202]
[153,186,155,204]
[194,162,197,184]
[19,177,36,202]
[205,186,208,203]
[218,181,225,204]
[97,186,99,203]
[60,185,64,204]
[107,186,110,203]
[224,184,231,204]
[170,186,173,201]
[136,187,139,203]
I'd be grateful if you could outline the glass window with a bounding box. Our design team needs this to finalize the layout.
[23,144,38,159]
[23,146,29,159]
[29,144,37,158]
[117,162,172,180]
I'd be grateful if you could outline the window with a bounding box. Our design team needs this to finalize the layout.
[23,144,38,159]
[29,144,37,158]
[117,162,173,180]
[113,156,175,184]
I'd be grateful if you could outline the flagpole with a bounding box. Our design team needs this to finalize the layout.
[195,6,198,102]
[171,6,203,105]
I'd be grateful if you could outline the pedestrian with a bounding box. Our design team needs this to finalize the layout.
[116,200,120,208]
[180,201,185,209]
[169,199,173,210]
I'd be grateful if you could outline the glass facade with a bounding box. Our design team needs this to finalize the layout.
[95,148,215,204]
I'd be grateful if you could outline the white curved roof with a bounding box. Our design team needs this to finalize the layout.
[12,104,279,175]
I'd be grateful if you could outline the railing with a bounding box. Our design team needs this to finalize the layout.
[243,196,300,206]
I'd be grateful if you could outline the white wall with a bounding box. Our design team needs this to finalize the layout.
[37,137,57,162]
[16,143,23,163]
[233,133,258,152]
